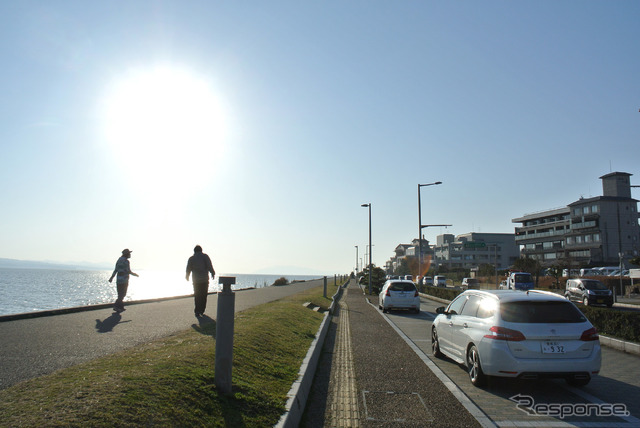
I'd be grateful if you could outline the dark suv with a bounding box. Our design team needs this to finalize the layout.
[565,279,613,307]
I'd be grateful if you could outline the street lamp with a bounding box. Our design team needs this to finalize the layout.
[418,182,442,281]
[354,245,358,273]
[361,203,372,295]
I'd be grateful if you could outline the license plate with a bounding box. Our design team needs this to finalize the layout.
[542,341,565,354]
[596,299,604,303]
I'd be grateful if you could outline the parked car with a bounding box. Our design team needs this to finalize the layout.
[423,276,434,286]
[565,279,613,307]
[434,275,447,287]
[431,289,601,387]
[378,280,420,314]
[461,278,479,289]
[403,275,413,281]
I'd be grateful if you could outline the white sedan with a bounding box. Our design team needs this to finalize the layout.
[431,289,601,387]
[379,280,420,314]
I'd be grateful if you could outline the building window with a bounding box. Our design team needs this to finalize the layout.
[593,233,600,242]
[576,236,583,243]
[583,206,590,214]
[567,237,573,245]
[592,205,598,213]
[585,235,591,243]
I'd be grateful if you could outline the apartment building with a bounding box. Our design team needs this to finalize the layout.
[512,172,640,267]
[432,232,519,270]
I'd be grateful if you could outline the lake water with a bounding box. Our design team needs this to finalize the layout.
[0,268,322,316]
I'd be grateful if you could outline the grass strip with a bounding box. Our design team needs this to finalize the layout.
[0,284,338,427]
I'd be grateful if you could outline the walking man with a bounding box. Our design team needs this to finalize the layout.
[108,248,139,312]
[186,245,216,317]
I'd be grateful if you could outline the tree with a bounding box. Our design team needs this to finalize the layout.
[630,257,640,267]
[358,265,387,294]
[395,258,411,276]
[512,256,543,285]
[478,264,495,277]
[512,257,540,275]
[547,264,563,289]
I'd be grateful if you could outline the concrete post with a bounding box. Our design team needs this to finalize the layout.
[323,276,327,298]
[215,276,236,394]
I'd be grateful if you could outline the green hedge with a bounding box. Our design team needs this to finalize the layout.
[420,286,463,302]
[579,306,640,343]
[421,287,640,343]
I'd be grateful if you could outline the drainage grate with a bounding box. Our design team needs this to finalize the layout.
[362,391,433,423]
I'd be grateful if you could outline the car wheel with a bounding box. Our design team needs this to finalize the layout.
[566,376,590,387]
[583,296,589,306]
[467,345,487,387]
[431,327,443,358]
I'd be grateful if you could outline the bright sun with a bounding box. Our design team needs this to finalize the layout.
[101,65,227,196]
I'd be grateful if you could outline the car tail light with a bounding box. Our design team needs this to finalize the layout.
[414,290,419,297]
[386,289,391,296]
[580,327,599,341]
[484,326,526,341]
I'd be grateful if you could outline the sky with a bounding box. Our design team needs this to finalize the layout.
[1,1,639,275]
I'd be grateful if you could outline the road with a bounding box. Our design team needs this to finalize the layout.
[0,279,326,390]
[382,296,640,427]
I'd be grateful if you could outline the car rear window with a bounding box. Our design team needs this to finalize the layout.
[500,301,587,323]
[389,282,416,292]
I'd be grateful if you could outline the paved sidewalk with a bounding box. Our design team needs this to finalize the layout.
[303,282,483,427]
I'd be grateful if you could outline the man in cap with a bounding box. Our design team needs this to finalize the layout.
[186,245,216,317]
[109,248,139,312]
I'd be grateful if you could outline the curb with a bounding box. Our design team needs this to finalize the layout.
[275,280,347,428]
[0,289,256,323]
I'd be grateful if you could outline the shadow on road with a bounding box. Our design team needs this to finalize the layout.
[192,314,216,337]
[95,312,131,333]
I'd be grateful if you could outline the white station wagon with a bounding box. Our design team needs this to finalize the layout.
[431,289,601,387]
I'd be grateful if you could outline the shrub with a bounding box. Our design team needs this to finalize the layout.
[272,277,289,286]
[579,306,640,343]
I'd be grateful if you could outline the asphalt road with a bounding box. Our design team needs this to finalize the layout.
[383,296,640,427]
[0,279,326,390]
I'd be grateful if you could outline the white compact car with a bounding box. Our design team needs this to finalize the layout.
[431,289,601,387]
[379,280,420,314]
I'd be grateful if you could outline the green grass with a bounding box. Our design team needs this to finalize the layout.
[0,283,338,427]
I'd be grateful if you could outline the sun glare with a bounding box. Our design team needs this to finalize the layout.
[101,65,227,196]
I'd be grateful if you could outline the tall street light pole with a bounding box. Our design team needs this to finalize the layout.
[354,245,358,273]
[361,203,372,295]
[418,182,442,281]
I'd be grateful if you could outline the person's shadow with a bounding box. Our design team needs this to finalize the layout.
[192,314,216,337]
[95,311,130,333]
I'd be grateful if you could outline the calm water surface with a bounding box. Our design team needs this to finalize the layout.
[0,268,321,316]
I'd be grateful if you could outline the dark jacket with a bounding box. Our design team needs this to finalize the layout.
[186,252,215,283]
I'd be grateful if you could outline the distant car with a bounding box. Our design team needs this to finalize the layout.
[431,289,601,387]
[423,276,434,286]
[403,275,413,281]
[434,275,447,287]
[565,279,613,307]
[461,278,479,289]
[378,280,420,314]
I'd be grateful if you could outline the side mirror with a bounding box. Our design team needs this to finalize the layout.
[436,306,446,314]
